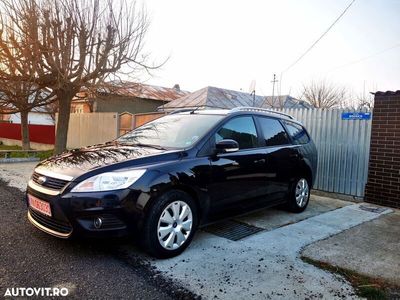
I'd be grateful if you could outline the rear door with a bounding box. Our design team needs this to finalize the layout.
[282,120,316,183]
[255,116,298,201]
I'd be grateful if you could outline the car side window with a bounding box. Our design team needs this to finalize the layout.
[257,117,290,146]
[216,116,258,149]
[284,121,310,145]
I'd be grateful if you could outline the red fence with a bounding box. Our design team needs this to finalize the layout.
[0,123,55,145]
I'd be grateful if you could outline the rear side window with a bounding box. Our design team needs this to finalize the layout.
[216,116,258,149]
[284,121,310,144]
[257,117,290,146]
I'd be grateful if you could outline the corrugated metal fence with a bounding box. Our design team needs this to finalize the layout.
[276,108,372,198]
[66,113,119,149]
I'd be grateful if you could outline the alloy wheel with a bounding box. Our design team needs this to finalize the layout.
[295,178,309,207]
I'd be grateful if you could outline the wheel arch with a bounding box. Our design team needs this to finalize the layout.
[143,181,210,226]
[299,158,314,188]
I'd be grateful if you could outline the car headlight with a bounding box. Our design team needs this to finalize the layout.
[71,169,146,192]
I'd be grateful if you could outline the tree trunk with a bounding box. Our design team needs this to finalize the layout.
[20,110,30,150]
[54,90,74,154]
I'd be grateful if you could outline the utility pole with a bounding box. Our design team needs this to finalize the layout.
[363,80,366,100]
[271,74,278,106]
[250,90,256,107]
[249,80,256,107]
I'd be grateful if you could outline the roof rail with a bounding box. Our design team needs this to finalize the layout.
[230,107,294,119]
[168,108,198,115]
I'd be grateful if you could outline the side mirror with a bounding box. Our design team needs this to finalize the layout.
[215,139,239,153]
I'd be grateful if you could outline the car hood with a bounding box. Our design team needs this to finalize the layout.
[34,143,175,179]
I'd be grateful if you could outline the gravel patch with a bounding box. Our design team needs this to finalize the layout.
[0,161,37,190]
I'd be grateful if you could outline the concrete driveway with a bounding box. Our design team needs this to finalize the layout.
[145,204,391,299]
[0,162,393,299]
[302,209,400,286]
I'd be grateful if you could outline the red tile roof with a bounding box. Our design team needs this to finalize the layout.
[96,82,189,102]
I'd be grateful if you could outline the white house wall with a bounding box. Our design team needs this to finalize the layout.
[9,112,54,125]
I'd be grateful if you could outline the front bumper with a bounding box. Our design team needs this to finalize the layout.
[28,210,72,238]
[26,180,145,239]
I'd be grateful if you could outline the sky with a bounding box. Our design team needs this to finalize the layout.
[137,0,400,98]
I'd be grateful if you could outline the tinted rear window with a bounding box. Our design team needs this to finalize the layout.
[257,117,290,146]
[284,121,310,145]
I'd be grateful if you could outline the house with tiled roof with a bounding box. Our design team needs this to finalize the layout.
[71,82,189,114]
[158,86,311,111]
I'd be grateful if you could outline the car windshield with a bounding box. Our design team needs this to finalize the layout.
[117,114,224,149]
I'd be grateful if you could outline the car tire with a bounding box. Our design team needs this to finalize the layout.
[285,177,310,213]
[141,190,198,258]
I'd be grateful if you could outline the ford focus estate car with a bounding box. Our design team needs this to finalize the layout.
[26,107,317,258]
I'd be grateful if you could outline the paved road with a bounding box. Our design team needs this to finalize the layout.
[0,181,197,299]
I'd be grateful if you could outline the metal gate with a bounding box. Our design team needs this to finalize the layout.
[276,108,372,198]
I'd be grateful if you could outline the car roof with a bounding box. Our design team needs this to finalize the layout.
[169,107,302,125]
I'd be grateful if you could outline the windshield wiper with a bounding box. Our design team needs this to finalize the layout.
[129,143,168,150]
[111,140,168,150]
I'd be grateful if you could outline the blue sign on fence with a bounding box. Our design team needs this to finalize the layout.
[341,112,371,120]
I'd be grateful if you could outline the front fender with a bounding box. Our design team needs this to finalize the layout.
[131,167,212,226]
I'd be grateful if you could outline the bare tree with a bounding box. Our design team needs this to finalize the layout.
[1,0,154,154]
[299,80,346,109]
[0,4,57,149]
[354,92,374,110]
[0,81,53,149]
[41,101,58,122]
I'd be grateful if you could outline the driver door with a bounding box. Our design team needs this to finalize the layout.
[207,116,267,215]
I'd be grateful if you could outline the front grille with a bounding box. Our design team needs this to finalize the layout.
[32,172,69,190]
[29,208,73,234]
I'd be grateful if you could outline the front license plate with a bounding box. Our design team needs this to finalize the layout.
[28,194,52,217]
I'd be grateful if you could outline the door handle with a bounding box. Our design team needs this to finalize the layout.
[289,153,299,159]
[254,158,266,164]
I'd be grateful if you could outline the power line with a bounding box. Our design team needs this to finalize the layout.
[282,0,356,74]
[326,42,400,73]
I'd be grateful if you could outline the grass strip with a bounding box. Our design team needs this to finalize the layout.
[302,256,400,300]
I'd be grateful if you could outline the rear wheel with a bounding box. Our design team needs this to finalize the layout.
[286,177,310,213]
[142,190,198,258]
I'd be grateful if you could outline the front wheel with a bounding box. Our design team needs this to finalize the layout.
[285,178,310,213]
[141,190,198,258]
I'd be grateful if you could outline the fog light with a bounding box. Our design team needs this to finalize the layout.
[94,217,103,229]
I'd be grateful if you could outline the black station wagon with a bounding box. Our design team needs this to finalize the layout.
[26,107,318,258]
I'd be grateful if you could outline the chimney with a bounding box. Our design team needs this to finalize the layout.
[173,84,180,91]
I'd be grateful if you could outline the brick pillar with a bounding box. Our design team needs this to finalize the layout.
[365,91,400,208]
